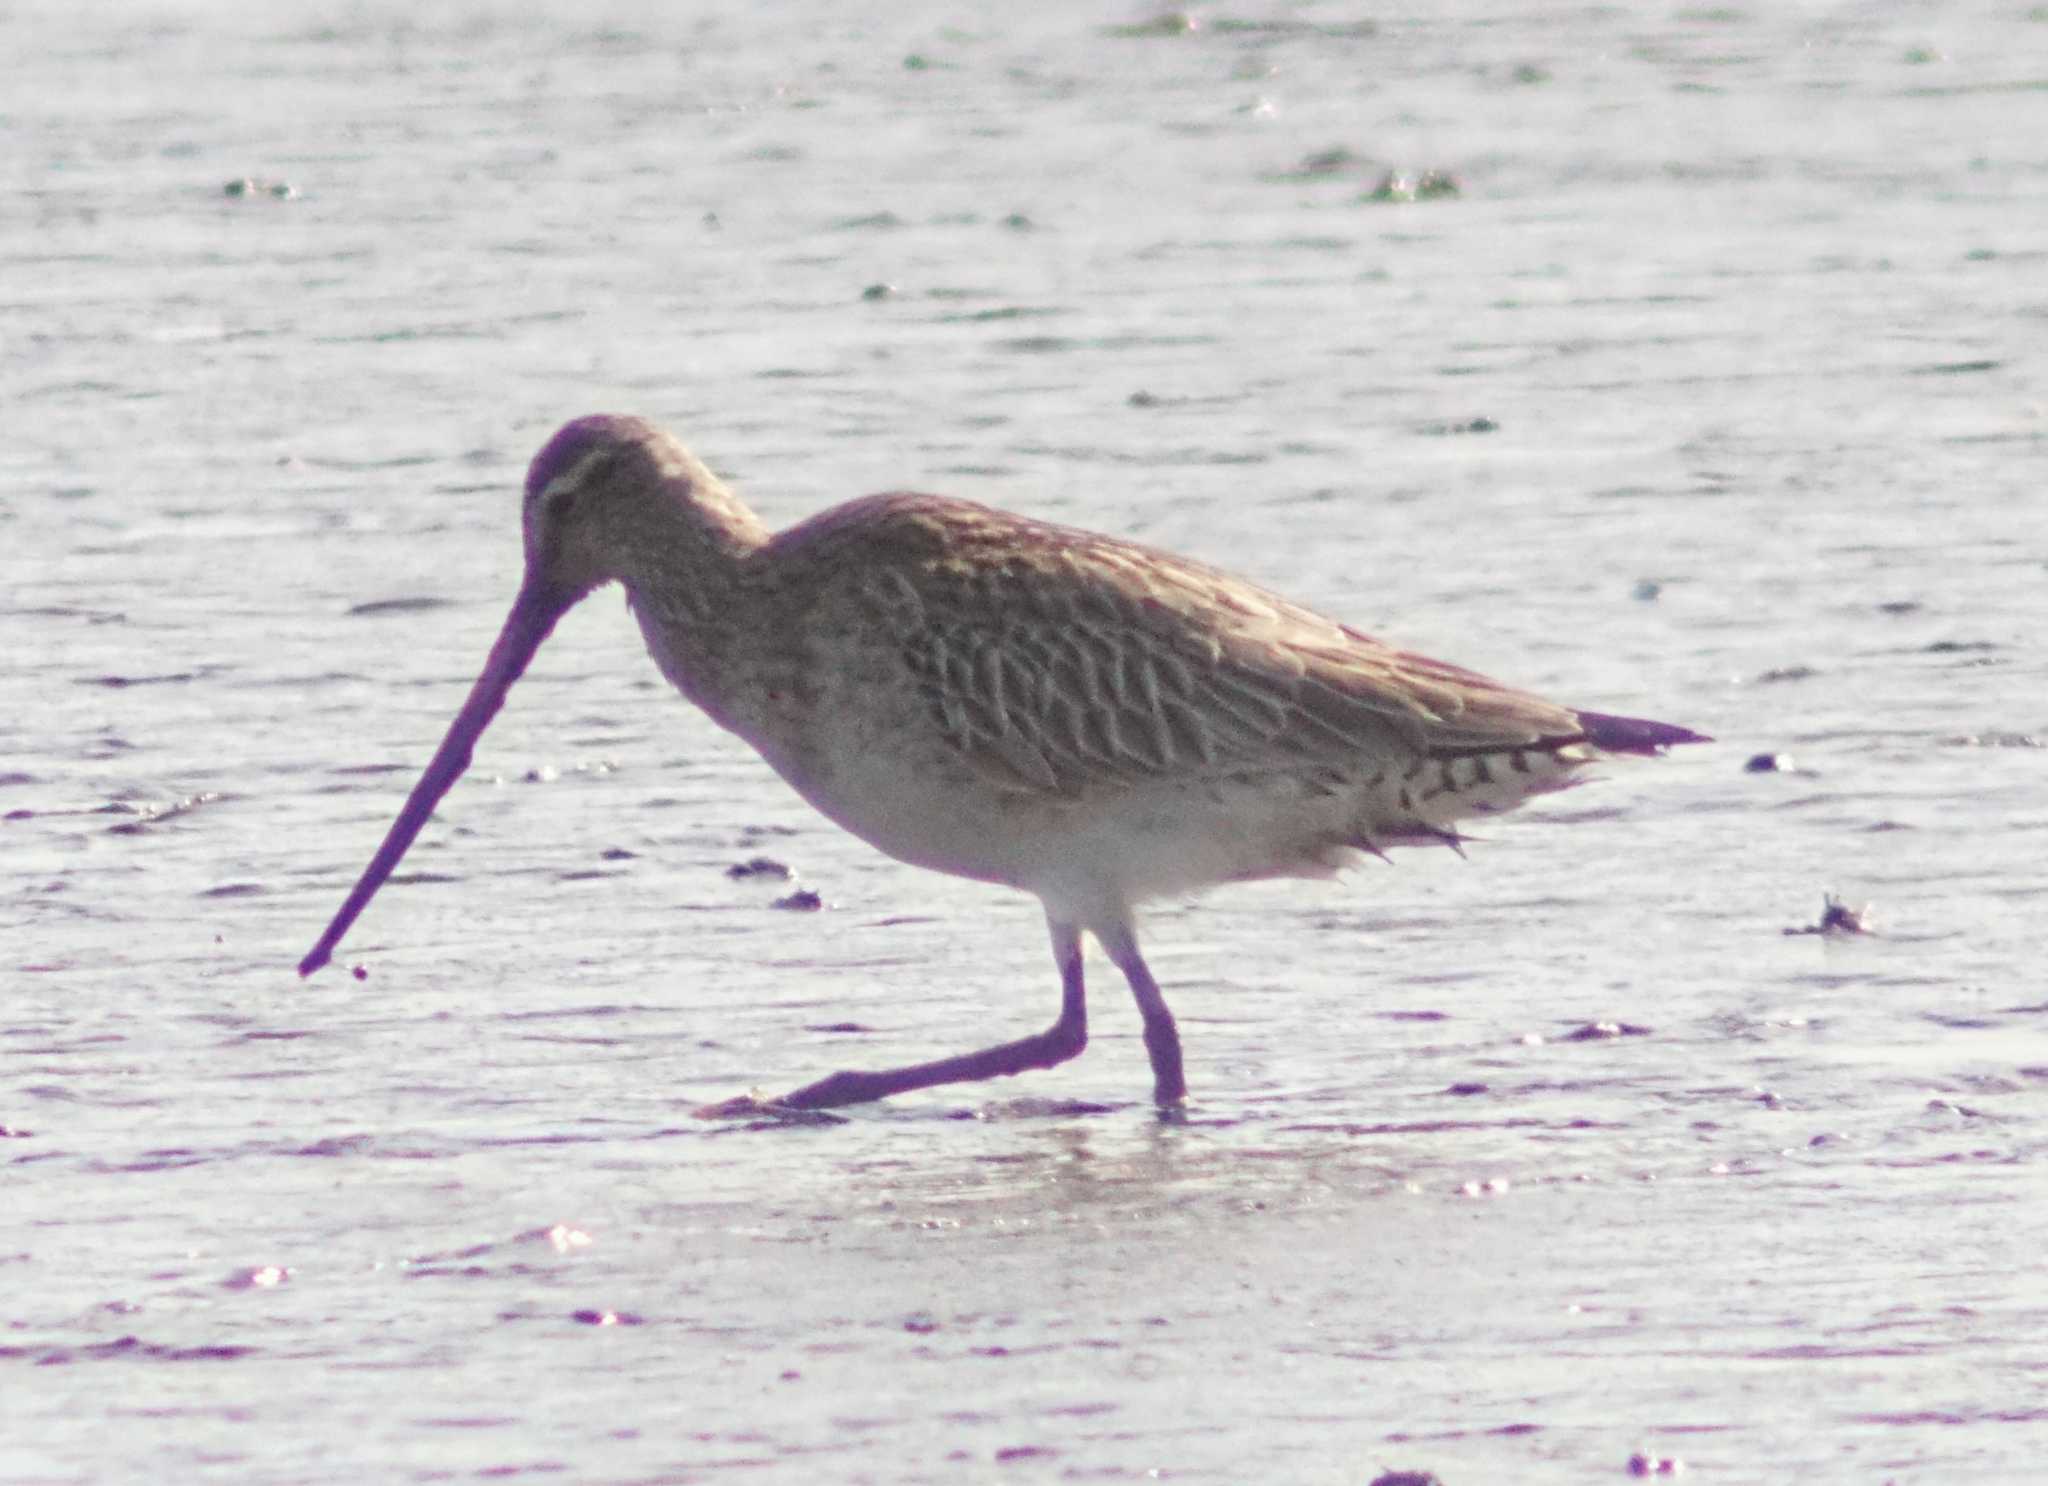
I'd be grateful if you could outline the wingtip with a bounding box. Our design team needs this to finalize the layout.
[1575,709,1713,756]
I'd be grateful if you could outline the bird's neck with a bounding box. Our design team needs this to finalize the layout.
[615,472,772,724]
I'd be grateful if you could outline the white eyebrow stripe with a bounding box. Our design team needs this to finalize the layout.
[537,447,612,503]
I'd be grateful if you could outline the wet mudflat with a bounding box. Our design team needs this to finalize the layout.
[6,2,2047,1482]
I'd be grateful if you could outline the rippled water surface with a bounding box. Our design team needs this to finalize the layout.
[7,2,2047,1482]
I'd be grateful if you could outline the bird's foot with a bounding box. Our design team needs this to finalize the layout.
[692,1090,850,1125]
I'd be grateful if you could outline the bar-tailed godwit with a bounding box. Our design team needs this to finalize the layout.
[301,415,1707,1112]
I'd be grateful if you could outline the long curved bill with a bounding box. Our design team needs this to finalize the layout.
[299,577,577,977]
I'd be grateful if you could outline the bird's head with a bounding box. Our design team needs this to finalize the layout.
[299,413,741,978]
[519,414,671,598]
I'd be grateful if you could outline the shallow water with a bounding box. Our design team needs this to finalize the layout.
[7,2,2048,1481]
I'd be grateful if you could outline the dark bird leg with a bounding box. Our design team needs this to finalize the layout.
[728,917,1090,1112]
[1098,924,1187,1108]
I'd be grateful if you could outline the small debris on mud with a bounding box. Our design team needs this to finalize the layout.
[1369,1472,1443,1486]
[350,964,368,982]
[1925,638,1998,655]
[1443,1081,1490,1097]
[1944,731,2043,749]
[1366,168,1461,201]
[222,1265,290,1290]
[1744,751,1795,773]
[1106,11,1200,37]
[727,856,792,880]
[1563,1020,1651,1042]
[106,791,224,836]
[1784,894,1874,936]
[1926,1097,1986,1118]
[772,888,824,911]
[1628,1450,1685,1476]
[1296,146,1363,176]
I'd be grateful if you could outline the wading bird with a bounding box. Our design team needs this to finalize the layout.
[301,416,1706,1112]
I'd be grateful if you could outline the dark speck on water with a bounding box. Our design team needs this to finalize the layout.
[1419,415,1497,436]
[223,176,296,199]
[1563,1020,1651,1042]
[772,887,824,911]
[1366,168,1461,202]
[1924,638,1998,655]
[1105,12,1200,38]
[1785,894,1874,936]
[346,596,454,617]
[1628,1450,1685,1476]
[84,671,206,688]
[1945,731,2044,749]
[726,856,792,880]
[1295,146,1365,176]
[1744,751,1795,772]
[105,792,223,835]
